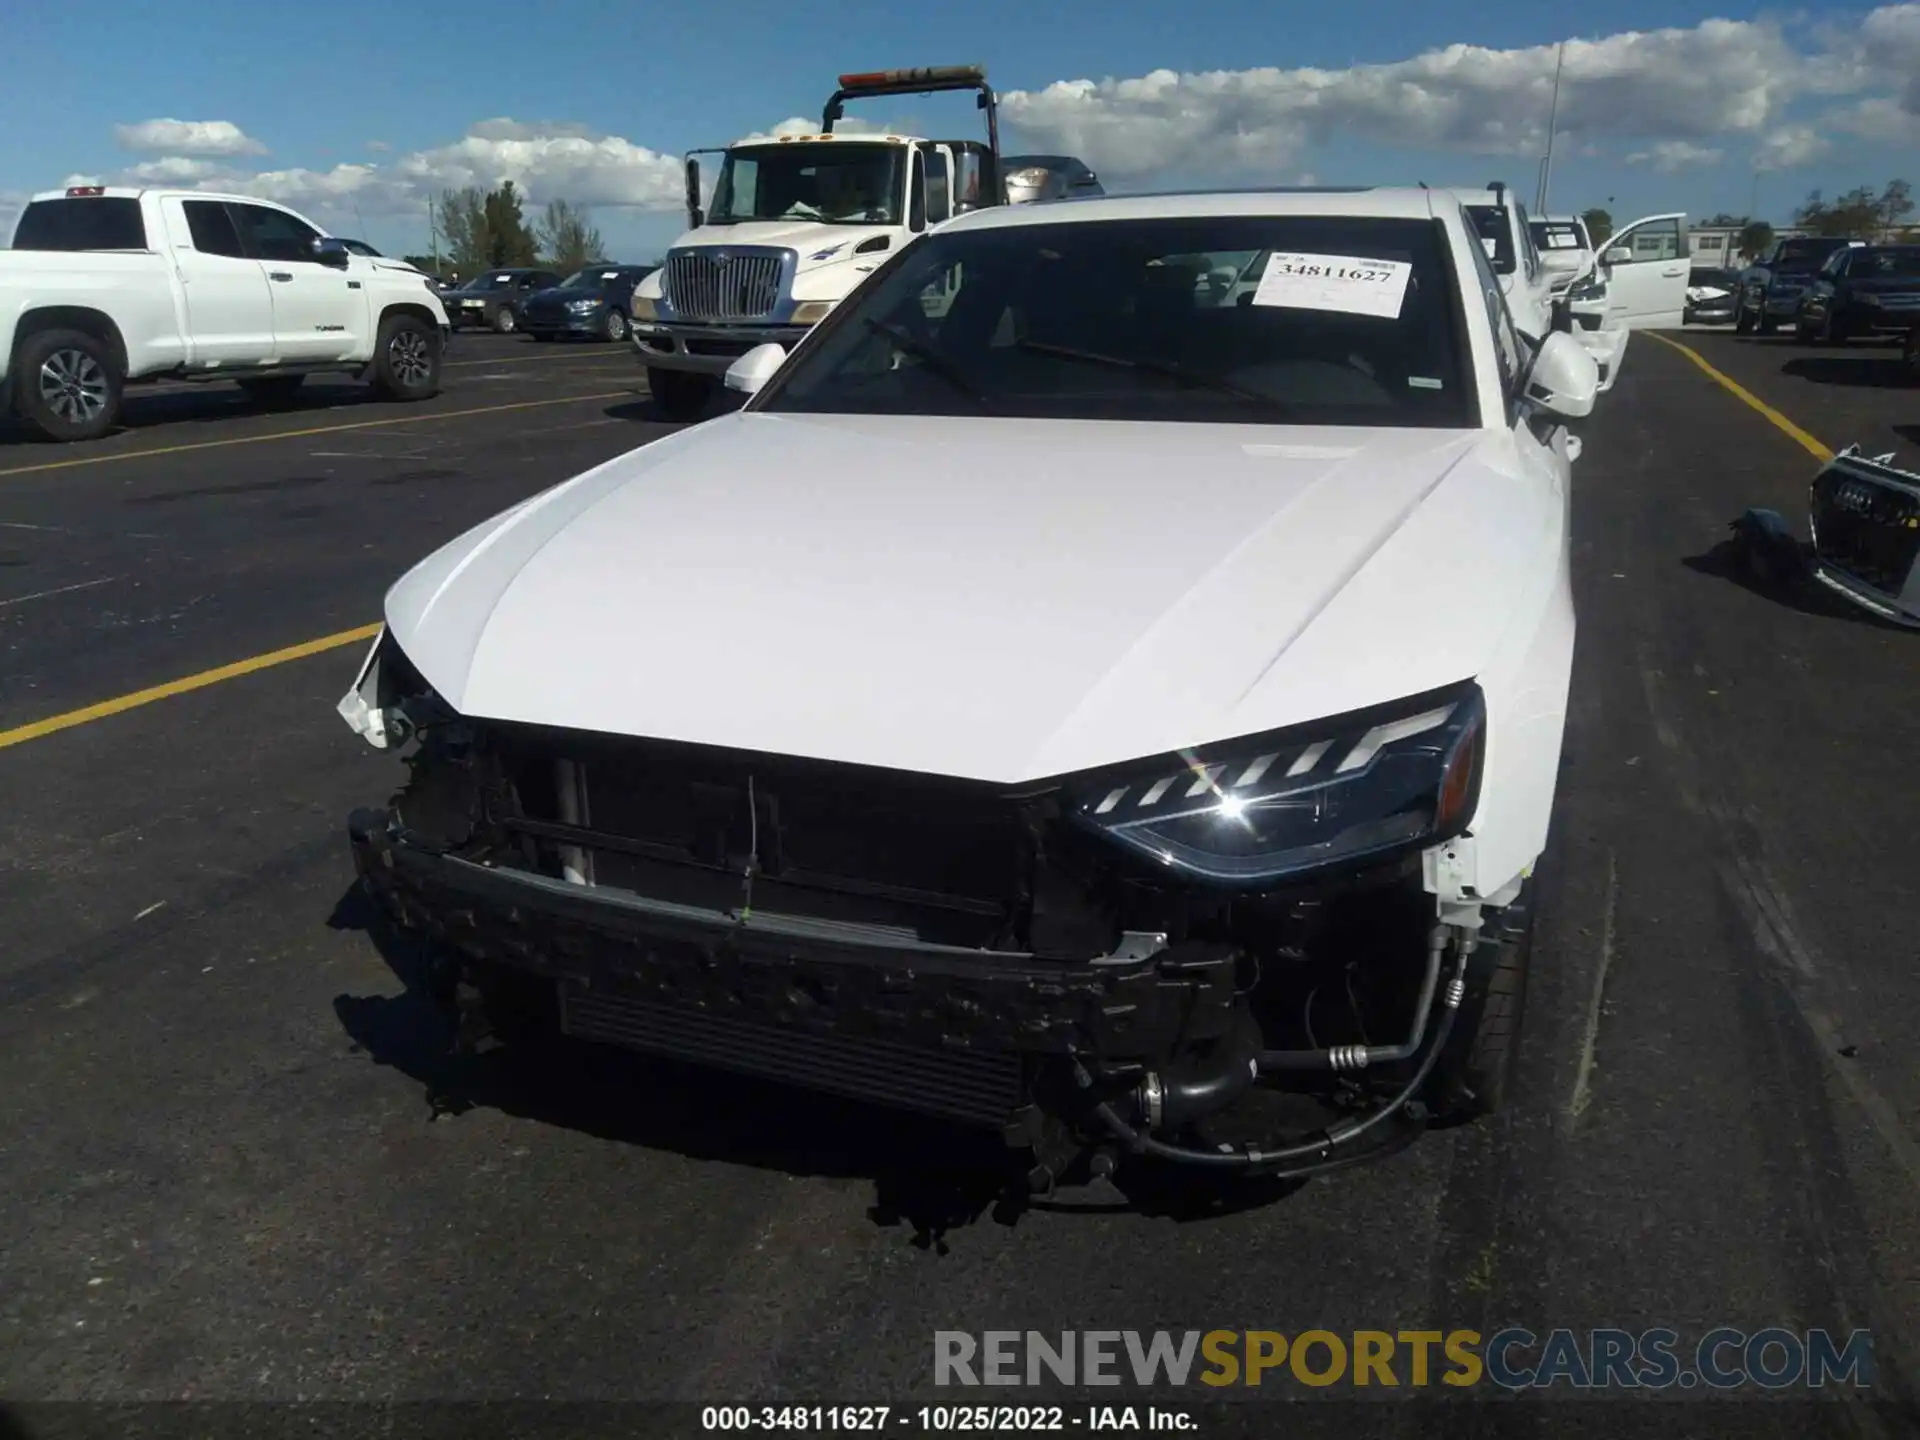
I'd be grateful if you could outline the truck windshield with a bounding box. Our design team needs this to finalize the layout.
[757,215,1475,428]
[709,144,905,226]
[12,197,148,251]
[1464,205,1514,274]
[1774,239,1847,272]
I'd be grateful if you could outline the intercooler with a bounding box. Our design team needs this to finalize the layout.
[558,981,1027,1127]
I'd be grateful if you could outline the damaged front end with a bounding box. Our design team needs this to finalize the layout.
[340,630,1505,1188]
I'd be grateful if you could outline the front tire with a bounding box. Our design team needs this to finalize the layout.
[13,329,122,442]
[492,306,518,335]
[370,313,442,402]
[647,367,716,422]
[603,309,629,343]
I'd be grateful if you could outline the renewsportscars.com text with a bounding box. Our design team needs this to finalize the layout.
[933,1328,1874,1391]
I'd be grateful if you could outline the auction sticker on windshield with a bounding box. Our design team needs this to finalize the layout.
[1251,252,1413,319]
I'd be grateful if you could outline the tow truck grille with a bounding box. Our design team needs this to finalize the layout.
[664,249,786,322]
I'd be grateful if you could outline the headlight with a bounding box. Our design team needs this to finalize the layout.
[567,298,601,312]
[1066,685,1486,885]
[791,300,836,324]
[632,296,658,321]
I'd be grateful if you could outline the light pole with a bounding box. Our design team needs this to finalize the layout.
[1536,40,1567,215]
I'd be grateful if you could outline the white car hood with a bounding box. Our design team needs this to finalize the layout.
[385,414,1554,782]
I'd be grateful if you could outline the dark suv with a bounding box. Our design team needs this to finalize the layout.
[520,265,657,342]
[440,268,564,333]
[1734,237,1859,334]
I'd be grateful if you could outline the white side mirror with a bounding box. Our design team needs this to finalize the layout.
[724,343,787,395]
[1602,245,1632,267]
[1523,331,1599,420]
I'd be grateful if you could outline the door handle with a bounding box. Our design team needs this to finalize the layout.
[269,271,293,282]
[1661,266,1684,277]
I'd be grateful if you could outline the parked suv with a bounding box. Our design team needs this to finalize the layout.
[521,265,657,342]
[440,268,564,333]
[1793,244,1920,344]
[1734,236,1860,334]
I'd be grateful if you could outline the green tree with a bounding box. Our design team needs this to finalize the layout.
[535,198,605,272]
[437,186,491,275]
[482,180,537,266]
[1796,186,1883,237]
[1700,212,1749,227]
[1737,220,1774,260]
[1581,207,1613,246]
[1877,178,1913,232]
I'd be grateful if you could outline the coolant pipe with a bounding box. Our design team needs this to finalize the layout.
[1256,923,1447,1073]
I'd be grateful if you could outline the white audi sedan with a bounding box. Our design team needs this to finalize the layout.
[340,187,1597,1192]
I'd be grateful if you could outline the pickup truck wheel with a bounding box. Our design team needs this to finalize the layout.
[237,375,306,407]
[492,306,518,335]
[1425,879,1537,1124]
[648,368,714,422]
[603,309,629,343]
[15,330,121,442]
[371,315,442,402]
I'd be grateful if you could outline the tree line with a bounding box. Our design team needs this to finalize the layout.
[401,181,611,278]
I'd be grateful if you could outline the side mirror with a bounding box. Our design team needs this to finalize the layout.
[1602,245,1632,267]
[724,342,787,395]
[685,158,704,230]
[312,237,352,269]
[1522,331,1599,420]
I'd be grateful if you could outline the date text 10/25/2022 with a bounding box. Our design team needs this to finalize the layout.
[702,1407,1195,1432]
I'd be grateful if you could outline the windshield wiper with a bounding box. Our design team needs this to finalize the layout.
[1014,339,1284,408]
[861,318,988,406]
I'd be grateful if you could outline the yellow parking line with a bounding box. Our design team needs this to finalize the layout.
[0,390,634,479]
[1645,332,1834,462]
[0,622,381,751]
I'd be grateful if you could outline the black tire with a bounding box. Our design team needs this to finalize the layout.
[237,374,307,407]
[648,367,716,422]
[603,308,629,343]
[1757,308,1779,335]
[492,305,518,335]
[1427,880,1536,1123]
[369,313,442,402]
[12,328,122,442]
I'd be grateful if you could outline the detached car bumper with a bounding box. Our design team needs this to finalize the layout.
[632,321,815,376]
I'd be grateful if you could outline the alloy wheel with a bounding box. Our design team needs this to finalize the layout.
[38,348,108,426]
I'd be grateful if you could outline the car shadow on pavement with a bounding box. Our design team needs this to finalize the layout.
[0,380,383,446]
[603,391,745,427]
[1780,354,1915,389]
[325,882,1315,1238]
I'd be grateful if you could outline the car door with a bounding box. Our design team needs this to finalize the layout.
[161,198,276,365]
[1599,212,1689,328]
[230,201,365,362]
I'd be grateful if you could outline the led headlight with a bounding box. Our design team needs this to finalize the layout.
[1067,684,1486,885]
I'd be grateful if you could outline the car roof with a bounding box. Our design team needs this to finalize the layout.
[941,186,1440,235]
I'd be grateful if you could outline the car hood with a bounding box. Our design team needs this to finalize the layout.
[384,414,1553,782]
[1849,276,1920,296]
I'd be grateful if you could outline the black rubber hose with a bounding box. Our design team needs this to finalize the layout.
[1081,944,1469,1173]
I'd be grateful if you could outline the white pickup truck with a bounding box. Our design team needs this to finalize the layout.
[2,186,450,442]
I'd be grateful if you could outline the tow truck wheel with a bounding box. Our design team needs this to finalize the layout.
[14,328,123,443]
[1426,880,1538,1124]
[649,367,715,422]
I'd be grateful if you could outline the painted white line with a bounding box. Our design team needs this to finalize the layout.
[0,575,122,609]
[1567,848,1618,1126]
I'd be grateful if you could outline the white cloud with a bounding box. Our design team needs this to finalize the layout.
[1752,124,1829,170]
[733,115,898,144]
[125,156,221,183]
[367,140,391,153]
[1625,139,1724,172]
[114,119,267,157]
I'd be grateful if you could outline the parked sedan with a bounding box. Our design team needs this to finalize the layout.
[1794,244,1920,344]
[1685,267,1738,325]
[520,264,657,342]
[440,268,565,333]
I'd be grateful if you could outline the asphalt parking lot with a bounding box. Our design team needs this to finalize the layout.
[2,326,1919,1435]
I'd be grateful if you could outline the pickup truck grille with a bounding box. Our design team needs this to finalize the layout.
[664,248,786,322]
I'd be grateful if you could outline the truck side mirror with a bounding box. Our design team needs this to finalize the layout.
[685,158,704,230]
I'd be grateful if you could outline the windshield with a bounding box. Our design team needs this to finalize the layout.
[709,143,905,226]
[1465,205,1513,275]
[1774,239,1847,272]
[1529,221,1586,254]
[757,215,1475,429]
[469,273,520,290]
[1858,247,1920,277]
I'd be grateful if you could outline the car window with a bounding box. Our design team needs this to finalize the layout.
[1463,205,1514,275]
[759,214,1477,429]
[182,201,246,258]
[1611,219,1683,264]
[1463,217,1523,393]
[11,196,148,251]
[230,203,322,264]
[1859,247,1920,277]
[1531,221,1586,252]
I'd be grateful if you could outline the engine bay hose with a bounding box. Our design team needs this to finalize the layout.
[1080,939,1471,1174]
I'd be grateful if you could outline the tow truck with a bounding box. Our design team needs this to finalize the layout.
[629,65,1013,421]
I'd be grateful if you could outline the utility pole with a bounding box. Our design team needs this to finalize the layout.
[1749,170,1760,224]
[1536,40,1566,215]
[429,194,440,273]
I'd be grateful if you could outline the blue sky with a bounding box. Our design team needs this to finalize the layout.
[4,0,1915,259]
